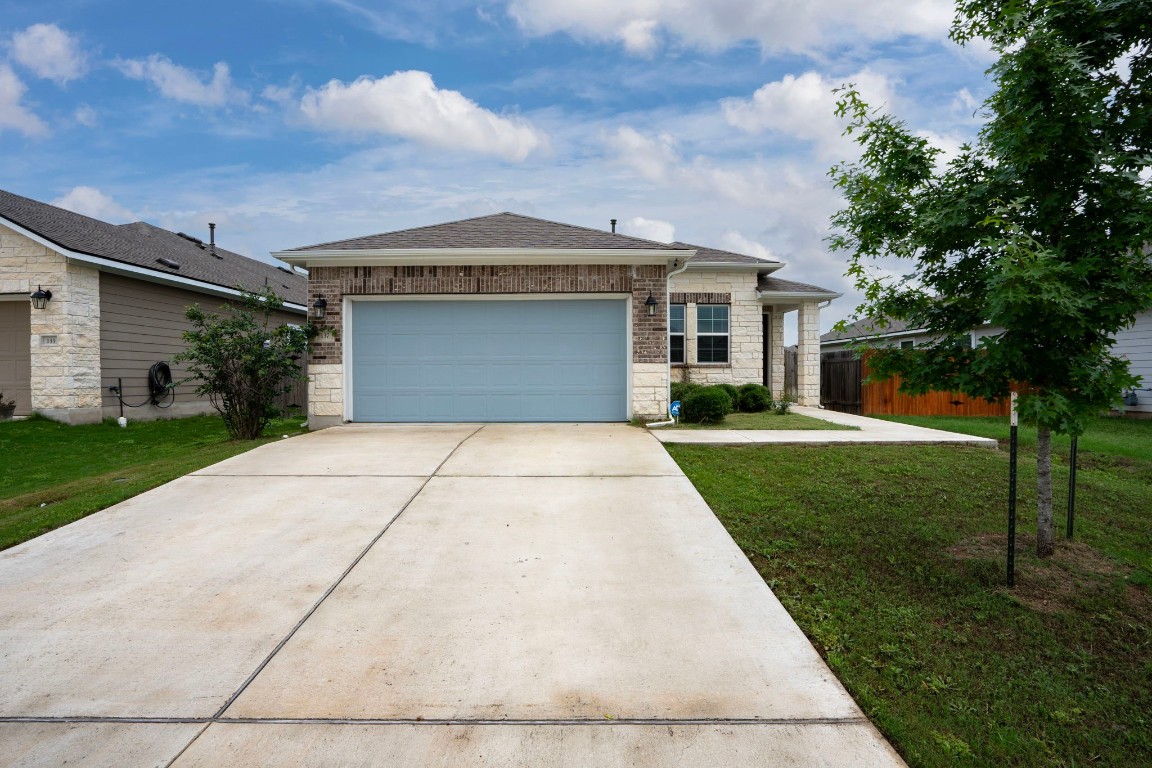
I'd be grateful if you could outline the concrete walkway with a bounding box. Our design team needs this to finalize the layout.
[0,424,905,767]
[653,406,999,446]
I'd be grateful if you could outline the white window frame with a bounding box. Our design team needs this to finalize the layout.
[696,304,730,364]
[670,303,686,364]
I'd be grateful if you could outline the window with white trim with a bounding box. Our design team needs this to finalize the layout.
[696,304,729,363]
[670,304,685,364]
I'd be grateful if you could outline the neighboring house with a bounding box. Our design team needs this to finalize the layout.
[0,189,307,424]
[821,314,1152,415]
[275,213,840,427]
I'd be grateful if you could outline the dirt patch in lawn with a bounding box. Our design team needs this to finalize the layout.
[948,532,1139,614]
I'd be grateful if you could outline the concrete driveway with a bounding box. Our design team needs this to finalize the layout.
[0,424,904,767]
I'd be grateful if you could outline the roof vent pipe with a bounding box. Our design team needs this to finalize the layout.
[208,222,218,258]
[610,218,617,233]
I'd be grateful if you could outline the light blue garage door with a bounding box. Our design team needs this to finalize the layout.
[351,299,628,422]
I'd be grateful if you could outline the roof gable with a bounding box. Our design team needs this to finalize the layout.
[671,241,777,266]
[0,188,306,306]
[287,212,691,253]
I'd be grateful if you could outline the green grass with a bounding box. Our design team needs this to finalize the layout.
[0,414,308,551]
[879,414,1152,462]
[666,429,1152,767]
[668,411,855,430]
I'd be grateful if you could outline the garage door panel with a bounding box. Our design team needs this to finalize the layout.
[351,300,627,422]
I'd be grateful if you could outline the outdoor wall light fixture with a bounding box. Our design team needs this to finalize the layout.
[311,295,328,320]
[645,291,658,316]
[30,285,52,310]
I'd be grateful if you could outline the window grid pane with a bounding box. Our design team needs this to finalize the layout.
[696,305,730,364]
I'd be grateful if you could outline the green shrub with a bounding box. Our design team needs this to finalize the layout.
[717,383,740,406]
[682,385,734,424]
[737,383,773,412]
[670,381,700,404]
[775,395,795,415]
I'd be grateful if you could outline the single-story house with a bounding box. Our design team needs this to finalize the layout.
[275,213,840,427]
[821,314,1152,415]
[0,189,307,424]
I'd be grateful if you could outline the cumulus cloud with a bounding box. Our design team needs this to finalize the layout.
[9,23,87,83]
[506,0,954,55]
[52,187,136,223]
[74,104,97,127]
[298,70,545,162]
[718,231,776,262]
[116,55,248,107]
[0,64,47,137]
[722,69,895,159]
[620,216,675,242]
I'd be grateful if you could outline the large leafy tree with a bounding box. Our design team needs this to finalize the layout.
[829,0,1152,557]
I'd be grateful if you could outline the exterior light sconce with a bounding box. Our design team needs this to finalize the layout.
[30,285,52,310]
[645,291,658,316]
[311,295,328,320]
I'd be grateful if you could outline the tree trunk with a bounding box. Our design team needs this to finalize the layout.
[1036,426,1055,558]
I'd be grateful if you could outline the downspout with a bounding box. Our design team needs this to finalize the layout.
[646,257,691,428]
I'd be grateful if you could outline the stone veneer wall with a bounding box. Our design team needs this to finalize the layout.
[0,224,102,423]
[667,270,762,386]
[796,301,821,405]
[306,264,669,424]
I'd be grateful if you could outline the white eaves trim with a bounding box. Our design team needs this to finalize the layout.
[1,215,307,314]
[273,247,687,268]
[758,290,843,302]
[683,261,782,273]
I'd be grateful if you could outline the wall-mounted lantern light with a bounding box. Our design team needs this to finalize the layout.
[30,285,52,310]
[645,291,658,316]
[311,295,328,320]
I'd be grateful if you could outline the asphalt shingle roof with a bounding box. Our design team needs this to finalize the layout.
[820,317,916,342]
[757,274,841,295]
[0,189,307,306]
[286,212,693,252]
[670,241,777,265]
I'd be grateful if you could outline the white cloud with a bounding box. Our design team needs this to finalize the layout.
[298,70,546,162]
[74,104,97,127]
[52,187,136,223]
[722,69,896,159]
[620,216,674,242]
[718,231,776,261]
[0,64,47,137]
[9,24,86,84]
[117,55,248,107]
[506,0,954,55]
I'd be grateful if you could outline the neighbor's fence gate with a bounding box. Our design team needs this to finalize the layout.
[820,350,863,414]
[783,347,798,399]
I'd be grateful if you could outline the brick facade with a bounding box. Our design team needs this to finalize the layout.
[669,292,730,305]
[305,263,670,424]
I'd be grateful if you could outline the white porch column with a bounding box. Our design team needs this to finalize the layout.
[769,307,786,399]
[796,301,820,406]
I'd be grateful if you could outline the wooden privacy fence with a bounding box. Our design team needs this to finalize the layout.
[821,350,1010,417]
[783,347,798,398]
[274,373,309,414]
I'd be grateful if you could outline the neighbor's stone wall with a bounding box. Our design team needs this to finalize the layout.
[306,264,668,424]
[0,224,102,423]
[667,270,762,386]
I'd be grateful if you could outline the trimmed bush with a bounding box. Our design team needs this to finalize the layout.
[717,383,740,406]
[670,381,700,404]
[681,385,734,424]
[737,383,773,412]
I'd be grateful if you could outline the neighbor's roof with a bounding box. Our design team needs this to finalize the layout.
[286,212,693,253]
[0,188,307,306]
[757,274,841,297]
[671,242,777,266]
[820,317,918,343]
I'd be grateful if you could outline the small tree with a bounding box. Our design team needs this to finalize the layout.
[829,0,1152,557]
[176,287,316,440]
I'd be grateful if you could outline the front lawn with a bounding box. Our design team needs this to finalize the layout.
[666,432,1151,767]
[668,411,855,430]
[0,415,307,551]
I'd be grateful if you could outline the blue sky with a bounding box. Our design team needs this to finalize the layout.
[0,0,995,331]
